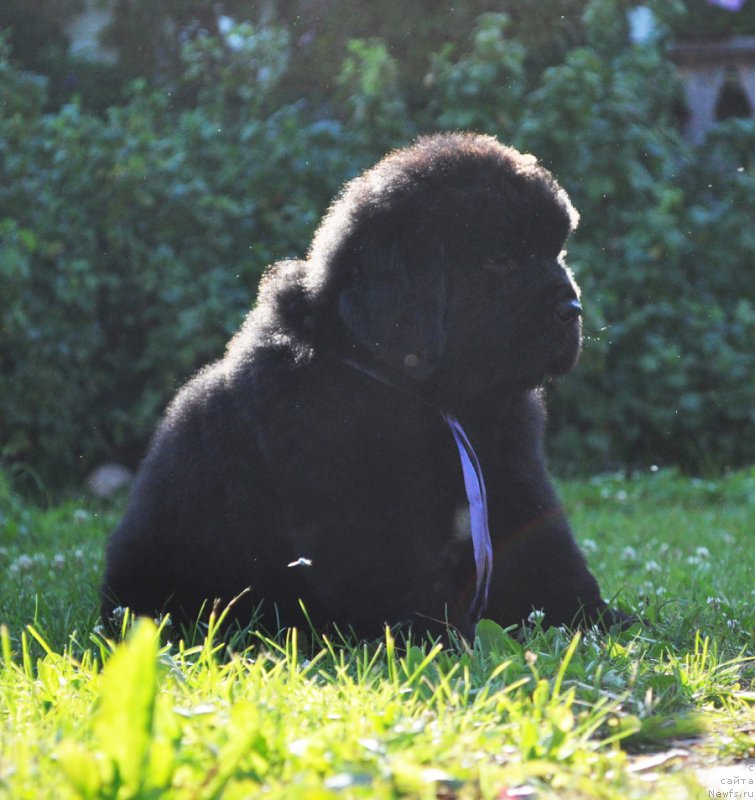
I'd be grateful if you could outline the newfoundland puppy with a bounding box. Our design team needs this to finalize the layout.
[101,133,624,639]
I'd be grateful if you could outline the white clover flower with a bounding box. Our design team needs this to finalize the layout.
[706,596,722,610]
[13,554,33,572]
[527,609,545,625]
[686,550,712,568]
[584,625,602,646]
[53,554,65,570]
[615,490,629,502]
[645,560,661,573]
[621,546,638,561]
[581,538,597,553]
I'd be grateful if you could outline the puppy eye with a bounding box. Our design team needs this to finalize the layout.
[482,258,519,275]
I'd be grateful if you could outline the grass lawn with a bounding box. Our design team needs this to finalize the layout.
[0,466,752,798]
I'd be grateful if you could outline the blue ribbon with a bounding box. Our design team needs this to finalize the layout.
[441,412,493,623]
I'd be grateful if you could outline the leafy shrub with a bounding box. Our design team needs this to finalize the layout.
[513,7,754,471]
[334,38,414,151]
[0,33,363,483]
[1,1,753,487]
[423,13,526,135]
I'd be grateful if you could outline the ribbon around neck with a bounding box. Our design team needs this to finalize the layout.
[441,412,493,624]
[341,359,494,626]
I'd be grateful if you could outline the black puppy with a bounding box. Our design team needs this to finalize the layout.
[102,133,623,639]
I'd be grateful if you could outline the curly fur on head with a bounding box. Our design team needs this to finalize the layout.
[309,133,578,280]
[101,133,628,640]
[306,133,583,395]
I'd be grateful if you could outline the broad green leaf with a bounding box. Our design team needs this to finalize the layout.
[93,619,159,796]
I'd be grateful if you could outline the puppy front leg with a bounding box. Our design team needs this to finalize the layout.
[485,502,627,631]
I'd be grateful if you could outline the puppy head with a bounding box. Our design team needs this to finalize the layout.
[307,133,581,394]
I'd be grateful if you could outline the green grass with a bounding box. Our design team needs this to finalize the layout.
[0,467,753,798]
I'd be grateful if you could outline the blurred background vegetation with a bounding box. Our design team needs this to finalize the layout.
[0,0,753,491]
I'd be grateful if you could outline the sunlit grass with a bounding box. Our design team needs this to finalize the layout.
[0,467,753,798]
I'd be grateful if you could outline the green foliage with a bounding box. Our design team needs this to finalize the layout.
[335,38,414,149]
[101,0,257,83]
[499,0,592,73]
[88,620,163,796]
[423,13,526,135]
[178,20,292,114]
[0,33,47,118]
[1,2,753,483]
[514,28,755,471]
[0,33,362,482]
[267,0,502,108]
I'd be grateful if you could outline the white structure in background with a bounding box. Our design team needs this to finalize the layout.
[65,0,117,65]
[629,6,754,144]
[670,36,755,144]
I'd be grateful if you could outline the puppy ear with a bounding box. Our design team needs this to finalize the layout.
[337,227,447,380]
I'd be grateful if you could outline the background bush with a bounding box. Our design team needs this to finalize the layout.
[0,0,752,488]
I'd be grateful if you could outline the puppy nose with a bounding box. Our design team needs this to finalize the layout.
[554,297,582,321]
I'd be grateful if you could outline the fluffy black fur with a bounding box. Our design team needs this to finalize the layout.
[101,133,623,639]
